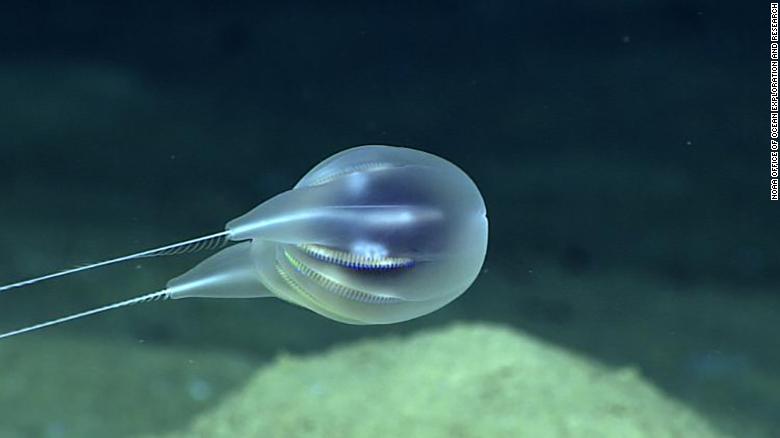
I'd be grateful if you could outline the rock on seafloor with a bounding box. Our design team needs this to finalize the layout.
[164,323,726,438]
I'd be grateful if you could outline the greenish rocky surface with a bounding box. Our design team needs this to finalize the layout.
[165,324,725,438]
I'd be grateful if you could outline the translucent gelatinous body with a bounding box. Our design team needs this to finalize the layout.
[169,145,489,324]
[0,145,488,339]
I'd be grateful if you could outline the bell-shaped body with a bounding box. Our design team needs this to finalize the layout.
[169,145,488,324]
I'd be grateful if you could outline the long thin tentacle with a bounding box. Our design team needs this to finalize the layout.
[0,230,231,295]
[0,289,171,340]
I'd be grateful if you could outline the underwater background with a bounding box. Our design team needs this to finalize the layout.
[0,1,771,437]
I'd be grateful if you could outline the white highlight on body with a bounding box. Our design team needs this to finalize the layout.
[351,241,389,260]
[228,206,441,236]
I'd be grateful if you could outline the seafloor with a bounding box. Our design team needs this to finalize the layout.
[0,324,729,438]
[0,256,776,437]
[0,6,771,435]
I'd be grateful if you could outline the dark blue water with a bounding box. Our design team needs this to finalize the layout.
[0,2,770,437]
